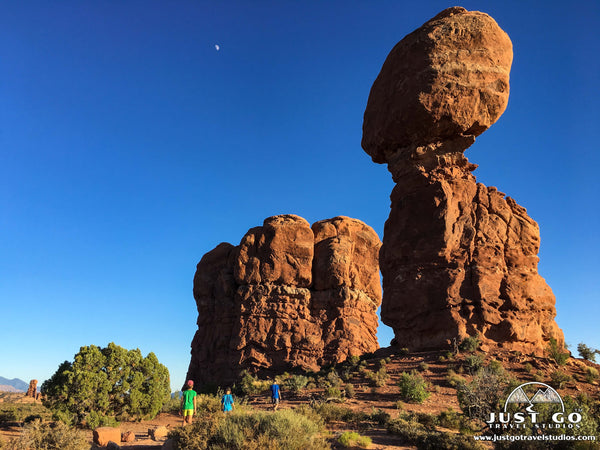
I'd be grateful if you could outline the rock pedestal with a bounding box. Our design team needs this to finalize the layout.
[361,7,564,353]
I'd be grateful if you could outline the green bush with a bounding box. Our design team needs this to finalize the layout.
[577,343,598,362]
[86,409,120,429]
[0,408,21,424]
[585,366,599,383]
[387,415,484,449]
[346,355,361,367]
[326,369,342,388]
[338,431,371,448]
[212,409,328,450]
[445,370,466,388]
[285,375,309,394]
[397,371,430,404]
[487,360,504,376]
[344,384,355,399]
[365,366,389,387]
[437,408,462,430]
[41,342,170,426]
[549,370,571,389]
[459,335,481,353]
[419,362,430,372]
[323,386,342,399]
[546,337,569,365]
[523,362,533,373]
[464,354,484,373]
[457,367,508,423]
[3,420,88,450]
[237,371,270,395]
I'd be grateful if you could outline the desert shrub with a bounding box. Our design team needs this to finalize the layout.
[170,408,328,450]
[387,416,484,449]
[546,337,569,365]
[310,403,360,424]
[0,408,21,424]
[457,367,508,423]
[162,391,182,413]
[168,410,225,450]
[344,384,355,399]
[577,343,598,362]
[326,369,342,388]
[585,366,599,383]
[419,362,430,372]
[210,409,328,450]
[41,342,170,426]
[4,420,88,450]
[397,371,430,404]
[487,359,505,376]
[338,431,371,448]
[524,362,533,373]
[446,369,465,388]
[365,366,389,387]
[459,335,481,353]
[437,408,462,430]
[368,408,390,426]
[285,375,309,394]
[398,347,410,356]
[549,370,571,389]
[23,414,44,424]
[237,371,270,395]
[340,369,352,382]
[464,354,484,373]
[346,355,361,367]
[323,386,342,399]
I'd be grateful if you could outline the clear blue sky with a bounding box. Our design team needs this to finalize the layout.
[1,1,598,392]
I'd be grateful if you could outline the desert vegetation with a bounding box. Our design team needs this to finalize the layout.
[41,342,170,427]
[2,345,600,449]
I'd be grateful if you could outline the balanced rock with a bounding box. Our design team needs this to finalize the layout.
[186,215,382,386]
[362,7,564,353]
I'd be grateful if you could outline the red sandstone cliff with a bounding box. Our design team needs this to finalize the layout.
[186,215,382,386]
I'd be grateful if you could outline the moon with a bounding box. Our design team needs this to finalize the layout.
[215,44,220,51]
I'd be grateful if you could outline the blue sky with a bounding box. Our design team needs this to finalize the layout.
[1,1,598,391]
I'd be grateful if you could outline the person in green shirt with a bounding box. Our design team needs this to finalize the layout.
[180,380,197,425]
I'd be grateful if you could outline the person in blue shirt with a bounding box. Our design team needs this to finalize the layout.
[221,387,234,413]
[270,379,281,411]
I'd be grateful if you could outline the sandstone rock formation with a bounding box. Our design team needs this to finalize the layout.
[186,215,381,386]
[362,7,564,353]
[25,379,37,398]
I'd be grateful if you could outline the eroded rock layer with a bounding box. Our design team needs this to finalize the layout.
[362,7,564,353]
[186,215,382,386]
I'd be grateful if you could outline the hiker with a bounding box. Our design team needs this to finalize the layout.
[221,387,234,413]
[270,379,281,411]
[180,380,197,425]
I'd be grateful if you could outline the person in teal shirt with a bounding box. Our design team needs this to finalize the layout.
[221,387,234,413]
[180,380,197,425]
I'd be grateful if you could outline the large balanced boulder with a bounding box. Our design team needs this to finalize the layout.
[362,7,564,353]
[186,215,382,386]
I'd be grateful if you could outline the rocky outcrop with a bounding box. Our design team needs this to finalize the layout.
[186,215,381,386]
[362,7,564,353]
[25,380,37,398]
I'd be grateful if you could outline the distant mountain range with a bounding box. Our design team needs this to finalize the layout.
[0,376,29,392]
